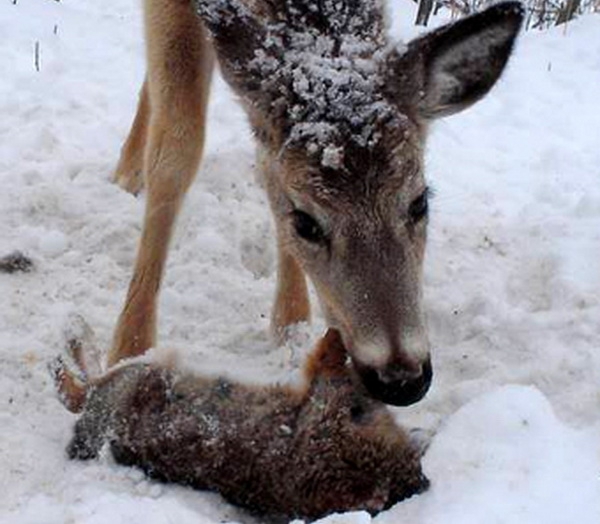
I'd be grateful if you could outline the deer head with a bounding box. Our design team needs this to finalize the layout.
[194,0,524,405]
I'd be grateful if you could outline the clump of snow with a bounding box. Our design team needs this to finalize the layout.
[1,0,600,523]
[278,29,395,152]
[321,144,345,169]
[38,229,70,257]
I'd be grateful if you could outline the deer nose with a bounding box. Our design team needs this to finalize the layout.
[355,357,432,406]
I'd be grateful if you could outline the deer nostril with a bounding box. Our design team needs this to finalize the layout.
[377,360,422,385]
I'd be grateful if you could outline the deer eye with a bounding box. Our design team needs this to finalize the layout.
[292,210,326,244]
[408,188,430,224]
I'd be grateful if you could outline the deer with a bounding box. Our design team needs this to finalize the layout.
[51,319,429,521]
[109,0,524,406]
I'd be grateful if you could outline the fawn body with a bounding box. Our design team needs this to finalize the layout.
[54,327,428,521]
[111,0,524,405]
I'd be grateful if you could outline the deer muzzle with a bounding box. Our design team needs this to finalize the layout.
[353,356,432,406]
[336,302,433,406]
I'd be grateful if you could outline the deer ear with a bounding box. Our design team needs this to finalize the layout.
[394,2,524,120]
[193,0,279,109]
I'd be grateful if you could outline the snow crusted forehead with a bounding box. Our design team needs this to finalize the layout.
[197,0,409,170]
[261,0,406,167]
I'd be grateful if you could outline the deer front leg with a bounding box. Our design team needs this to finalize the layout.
[109,0,213,366]
[109,184,177,364]
[271,245,311,344]
[110,82,212,365]
[113,79,150,195]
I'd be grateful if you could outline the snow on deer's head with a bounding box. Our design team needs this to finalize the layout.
[195,0,524,405]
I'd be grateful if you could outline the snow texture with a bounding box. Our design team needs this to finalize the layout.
[1,1,600,523]
[196,0,402,166]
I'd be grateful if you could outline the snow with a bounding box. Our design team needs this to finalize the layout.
[1,1,599,523]
[380,386,600,524]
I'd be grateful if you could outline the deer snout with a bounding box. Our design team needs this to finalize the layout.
[348,331,432,406]
[355,356,432,406]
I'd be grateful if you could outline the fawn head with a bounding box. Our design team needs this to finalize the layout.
[195,0,524,405]
[304,328,398,429]
[298,329,429,514]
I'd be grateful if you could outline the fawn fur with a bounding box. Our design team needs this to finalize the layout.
[52,325,428,521]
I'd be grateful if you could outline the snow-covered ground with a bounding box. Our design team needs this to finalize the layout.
[1,1,599,523]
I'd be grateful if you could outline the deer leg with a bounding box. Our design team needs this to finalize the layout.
[113,80,150,195]
[109,0,213,366]
[271,245,311,343]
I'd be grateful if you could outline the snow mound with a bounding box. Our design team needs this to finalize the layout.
[381,386,600,524]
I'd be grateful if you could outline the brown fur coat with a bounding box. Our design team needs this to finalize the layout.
[57,330,428,521]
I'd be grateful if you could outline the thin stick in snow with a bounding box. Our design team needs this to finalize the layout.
[34,41,40,72]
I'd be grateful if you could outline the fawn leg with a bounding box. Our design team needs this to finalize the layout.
[109,0,213,366]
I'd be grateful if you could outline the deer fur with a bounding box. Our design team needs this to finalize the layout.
[52,324,429,521]
[111,0,524,405]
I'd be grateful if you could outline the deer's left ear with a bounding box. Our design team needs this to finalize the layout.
[390,1,524,120]
[193,0,279,108]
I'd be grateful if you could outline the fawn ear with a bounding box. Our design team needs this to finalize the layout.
[305,329,349,382]
[390,2,524,120]
[193,0,281,115]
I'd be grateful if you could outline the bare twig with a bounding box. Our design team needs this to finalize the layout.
[34,41,40,72]
[415,0,598,30]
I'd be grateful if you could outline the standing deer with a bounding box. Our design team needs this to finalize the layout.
[52,324,429,521]
[110,0,524,405]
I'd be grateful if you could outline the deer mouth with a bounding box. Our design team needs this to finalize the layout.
[354,357,433,406]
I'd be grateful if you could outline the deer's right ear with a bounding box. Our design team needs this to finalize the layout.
[193,0,281,115]
[391,2,524,121]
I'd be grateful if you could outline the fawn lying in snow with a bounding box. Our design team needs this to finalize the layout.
[52,323,428,521]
